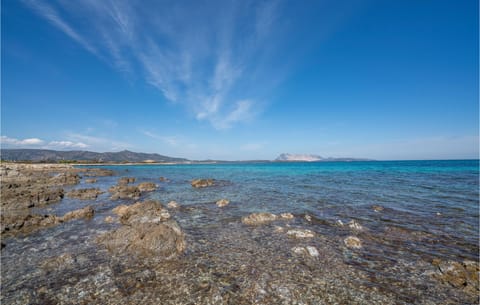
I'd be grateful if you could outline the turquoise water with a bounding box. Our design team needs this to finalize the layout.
[95,160,479,261]
[2,160,479,304]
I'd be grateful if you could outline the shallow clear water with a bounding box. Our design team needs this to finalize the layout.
[2,160,479,304]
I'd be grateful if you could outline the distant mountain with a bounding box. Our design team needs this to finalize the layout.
[0,149,189,163]
[275,153,324,162]
[275,153,371,162]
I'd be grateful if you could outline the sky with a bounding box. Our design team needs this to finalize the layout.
[1,0,478,160]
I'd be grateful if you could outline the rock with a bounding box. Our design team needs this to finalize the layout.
[336,219,344,226]
[216,199,230,207]
[191,178,215,188]
[104,216,114,223]
[242,213,278,225]
[137,182,157,192]
[344,236,362,249]
[1,206,94,236]
[304,214,312,222]
[40,253,75,271]
[280,213,294,219]
[433,259,479,295]
[291,246,319,257]
[159,177,168,182]
[306,246,319,257]
[347,220,364,231]
[49,173,80,186]
[60,206,94,222]
[286,229,315,238]
[1,186,64,209]
[109,185,141,200]
[118,177,136,185]
[85,178,97,184]
[372,205,384,212]
[167,201,179,208]
[66,188,103,200]
[274,226,284,233]
[99,200,185,260]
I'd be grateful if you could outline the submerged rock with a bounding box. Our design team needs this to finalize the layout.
[432,259,479,295]
[118,177,136,185]
[280,213,294,219]
[372,205,384,212]
[167,201,179,208]
[66,188,103,200]
[216,199,230,207]
[286,229,315,238]
[291,246,319,257]
[1,206,94,236]
[137,182,157,192]
[191,178,215,188]
[347,220,364,231]
[344,236,362,249]
[242,213,278,225]
[85,178,97,184]
[99,201,185,260]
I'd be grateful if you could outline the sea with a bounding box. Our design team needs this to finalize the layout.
[1,160,479,304]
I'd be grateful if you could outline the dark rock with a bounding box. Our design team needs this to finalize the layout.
[66,188,103,200]
[433,259,479,295]
[109,185,141,200]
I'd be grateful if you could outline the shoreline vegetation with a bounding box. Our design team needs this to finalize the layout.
[1,162,478,304]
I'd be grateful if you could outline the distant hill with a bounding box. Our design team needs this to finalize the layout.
[275,153,371,162]
[0,149,189,163]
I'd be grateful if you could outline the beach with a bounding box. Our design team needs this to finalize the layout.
[1,161,478,304]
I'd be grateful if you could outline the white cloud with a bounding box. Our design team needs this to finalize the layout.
[22,0,283,129]
[1,136,45,146]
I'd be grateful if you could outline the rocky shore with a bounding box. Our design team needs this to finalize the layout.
[0,164,478,305]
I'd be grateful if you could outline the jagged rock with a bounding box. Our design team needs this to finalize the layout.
[137,182,157,192]
[118,177,136,185]
[216,199,230,207]
[60,206,94,222]
[167,201,179,208]
[286,229,315,238]
[66,188,103,200]
[49,173,80,186]
[191,178,215,188]
[85,178,97,184]
[109,185,141,200]
[99,201,185,261]
[1,186,64,209]
[81,168,115,177]
[344,236,362,249]
[242,213,278,225]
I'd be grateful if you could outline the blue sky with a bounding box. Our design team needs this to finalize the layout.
[1,0,478,160]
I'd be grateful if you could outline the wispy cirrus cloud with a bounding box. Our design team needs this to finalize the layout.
[22,0,284,129]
